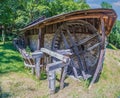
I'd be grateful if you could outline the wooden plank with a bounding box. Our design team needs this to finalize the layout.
[41,48,70,63]
[24,62,35,68]
[87,43,100,51]
[56,49,72,56]
[31,51,43,58]
[46,61,67,72]
[76,34,98,46]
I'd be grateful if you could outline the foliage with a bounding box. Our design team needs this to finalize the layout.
[44,0,90,17]
[101,1,112,9]
[109,20,120,48]
[0,0,90,43]
[101,2,120,49]
[107,43,118,50]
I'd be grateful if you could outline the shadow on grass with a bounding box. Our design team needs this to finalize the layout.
[55,82,69,93]
[0,92,12,98]
[0,41,16,51]
[0,41,24,75]
[0,86,12,98]
[0,55,22,64]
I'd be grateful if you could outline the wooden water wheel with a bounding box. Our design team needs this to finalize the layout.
[20,9,117,91]
[51,20,106,84]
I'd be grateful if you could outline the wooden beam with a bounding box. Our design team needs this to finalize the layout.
[46,61,67,72]
[41,48,70,64]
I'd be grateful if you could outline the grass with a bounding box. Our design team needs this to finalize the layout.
[0,41,120,98]
[107,43,118,50]
[0,41,24,74]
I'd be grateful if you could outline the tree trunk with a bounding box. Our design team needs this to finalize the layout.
[2,26,5,44]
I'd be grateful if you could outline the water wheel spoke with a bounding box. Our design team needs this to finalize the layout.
[87,42,100,52]
[61,32,69,48]
[61,32,79,78]
[66,29,87,79]
[70,59,79,78]
[77,34,98,46]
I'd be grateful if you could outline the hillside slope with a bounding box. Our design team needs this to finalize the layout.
[0,42,120,98]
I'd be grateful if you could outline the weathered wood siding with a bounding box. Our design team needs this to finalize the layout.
[28,35,38,51]
[44,34,54,49]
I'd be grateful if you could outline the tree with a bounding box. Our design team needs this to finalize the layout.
[101,2,112,9]
[0,0,14,44]
[0,0,90,44]
[43,0,90,17]
[109,21,120,48]
[101,2,120,49]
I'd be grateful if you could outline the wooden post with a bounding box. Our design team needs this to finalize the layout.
[60,65,68,90]
[2,26,5,44]
[32,51,43,79]
[48,71,56,94]
[37,28,41,50]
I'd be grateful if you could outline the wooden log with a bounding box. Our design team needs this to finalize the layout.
[87,43,100,51]
[31,51,43,58]
[60,65,68,90]
[48,71,56,94]
[46,61,67,72]
[41,48,70,64]
[24,62,35,68]
[56,49,73,56]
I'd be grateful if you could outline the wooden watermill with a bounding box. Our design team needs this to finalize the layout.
[15,8,117,94]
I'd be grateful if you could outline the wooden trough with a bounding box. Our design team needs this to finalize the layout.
[15,8,117,94]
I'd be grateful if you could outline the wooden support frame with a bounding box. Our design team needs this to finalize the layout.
[40,48,71,94]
